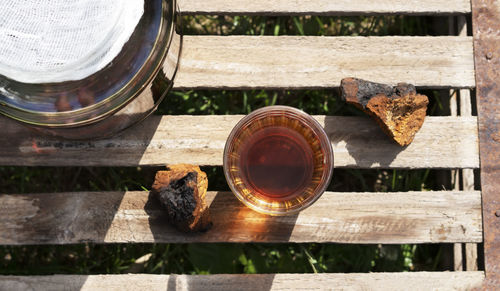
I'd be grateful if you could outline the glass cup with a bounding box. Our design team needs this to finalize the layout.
[223,106,334,215]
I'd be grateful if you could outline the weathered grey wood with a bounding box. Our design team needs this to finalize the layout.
[0,116,479,168]
[179,0,472,15]
[449,19,462,273]
[454,243,464,271]
[457,16,473,119]
[0,272,485,291]
[173,36,475,89]
[466,243,479,271]
[0,191,482,244]
[451,81,465,272]
[457,15,478,273]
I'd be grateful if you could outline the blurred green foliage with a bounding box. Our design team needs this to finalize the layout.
[1,243,445,275]
[182,15,435,36]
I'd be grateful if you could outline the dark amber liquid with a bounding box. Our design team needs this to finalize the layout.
[239,126,314,200]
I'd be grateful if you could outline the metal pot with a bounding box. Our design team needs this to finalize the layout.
[0,0,181,139]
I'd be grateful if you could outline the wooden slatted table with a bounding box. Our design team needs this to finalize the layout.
[1,0,498,289]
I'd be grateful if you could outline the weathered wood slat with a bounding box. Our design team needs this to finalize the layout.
[173,36,475,89]
[0,272,485,291]
[0,116,479,168]
[0,191,482,244]
[450,15,478,273]
[179,0,472,15]
[466,243,479,271]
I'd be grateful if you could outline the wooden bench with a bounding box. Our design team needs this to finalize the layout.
[1,0,499,289]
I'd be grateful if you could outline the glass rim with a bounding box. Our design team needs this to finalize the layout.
[223,105,334,216]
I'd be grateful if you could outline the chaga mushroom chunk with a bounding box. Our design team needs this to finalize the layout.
[151,165,212,232]
[341,78,429,146]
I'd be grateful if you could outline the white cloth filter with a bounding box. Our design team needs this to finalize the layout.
[0,0,144,84]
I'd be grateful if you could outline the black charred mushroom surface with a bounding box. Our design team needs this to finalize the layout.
[151,165,212,232]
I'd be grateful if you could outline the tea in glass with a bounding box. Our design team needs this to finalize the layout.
[223,106,334,215]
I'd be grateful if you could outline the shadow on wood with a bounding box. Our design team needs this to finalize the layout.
[0,192,126,245]
[0,114,163,166]
[0,191,482,244]
[0,272,485,290]
[0,274,280,291]
[324,116,404,168]
[165,274,276,291]
[145,191,298,243]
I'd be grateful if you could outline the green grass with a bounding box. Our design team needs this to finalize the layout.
[0,15,459,275]
[1,243,447,275]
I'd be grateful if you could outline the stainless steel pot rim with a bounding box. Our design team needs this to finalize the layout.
[0,0,177,128]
